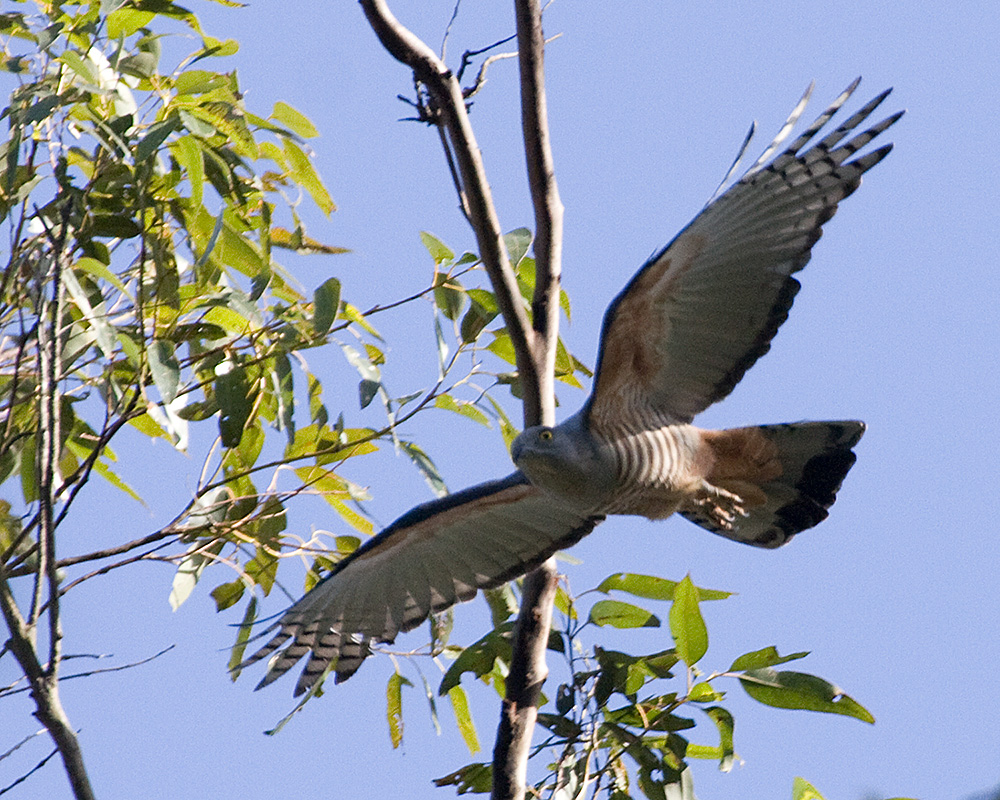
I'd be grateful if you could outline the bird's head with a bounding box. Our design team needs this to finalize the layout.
[510,415,616,507]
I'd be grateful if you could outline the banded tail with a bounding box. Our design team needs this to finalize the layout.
[684,421,865,548]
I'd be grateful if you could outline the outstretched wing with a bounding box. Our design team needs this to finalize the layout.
[588,80,902,429]
[240,473,602,696]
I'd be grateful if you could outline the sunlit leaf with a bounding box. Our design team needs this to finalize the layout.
[597,572,732,602]
[271,100,319,138]
[669,575,708,667]
[282,137,334,215]
[792,777,826,800]
[589,599,660,629]
[386,671,407,748]
[729,646,810,672]
[171,134,204,208]
[271,226,349,254]
[739,669,875,724]
[439,623,514,695]
[420,231,453,265]
[448,685,480,754]
[227,597,257,678]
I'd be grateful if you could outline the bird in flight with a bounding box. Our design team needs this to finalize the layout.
[241,79,902,696]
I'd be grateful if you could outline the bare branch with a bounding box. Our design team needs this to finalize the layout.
[360,3,565,797]
[493,2,565,797]
[358,0,545,425]
[1,646,176,697]
[0,742,60,796]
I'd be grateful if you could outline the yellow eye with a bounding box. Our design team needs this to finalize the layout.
[539,429,553,441]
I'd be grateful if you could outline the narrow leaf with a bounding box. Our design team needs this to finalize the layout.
[589,599,660,629]
[387,671,405,748]
[729,646,810,672]
[739,669,875,724]
[420,231,454,265]
[669,575,708,666]
[312,277,340,335]
[597,572,732,601]
[148,340,180,404]
[227,597,257,678]
[271,100,319,138]
[703,706,735,772]
[448,685,480,754]
[169,551,207,610]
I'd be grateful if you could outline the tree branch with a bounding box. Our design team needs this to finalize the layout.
[493,2,563,798]
[358,0,547,425]
[360,3,564,797]
[0,195,97,800]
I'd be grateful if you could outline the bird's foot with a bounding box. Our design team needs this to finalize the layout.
[692,481,749,531]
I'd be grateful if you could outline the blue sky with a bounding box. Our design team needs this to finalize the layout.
[5,2,1000,799]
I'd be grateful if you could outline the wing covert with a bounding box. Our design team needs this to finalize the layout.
[239,472,603,695]
[589,80,902,429]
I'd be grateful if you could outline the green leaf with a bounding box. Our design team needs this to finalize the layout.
[282,137,334,215]
[227,597,257,678]
[400,440,447,497]
[420,231,454,265]
[687,681,723,703]
[148,340,180,404]
[792,777,826,800]
[433,763,492,794]
[312,277,340,335]
[433,273,465,321]
[215,363,252,447]
[271,226,349,254]
[483,585,517,627]
[439,623,514,695]
[171,135,203,208]
[74,256,129,297]
[210,579,245,611]
[739,669,875,724]
[135,118,176,163]
[597,572,732,602]
[448,685,480,754]
[270,101,319,138]
[386,671,405,748]
[272,353,294,441]
[87,458,142,502]
[729,646,810,672]
[503,227,532,267]
[589,599,660,629]
[106,7,156,38]
[434,395,490,427]
[703,706,735,772]
[669,575,708,667]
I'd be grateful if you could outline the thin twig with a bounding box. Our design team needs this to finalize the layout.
[0,730,46,763]
[0,646,176,697]
[0,743,60,796]
[359,0,540,422]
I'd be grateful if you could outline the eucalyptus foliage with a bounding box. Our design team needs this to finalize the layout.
[0,3,891,799]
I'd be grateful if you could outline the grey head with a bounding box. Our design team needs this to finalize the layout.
[510,410,618,510]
